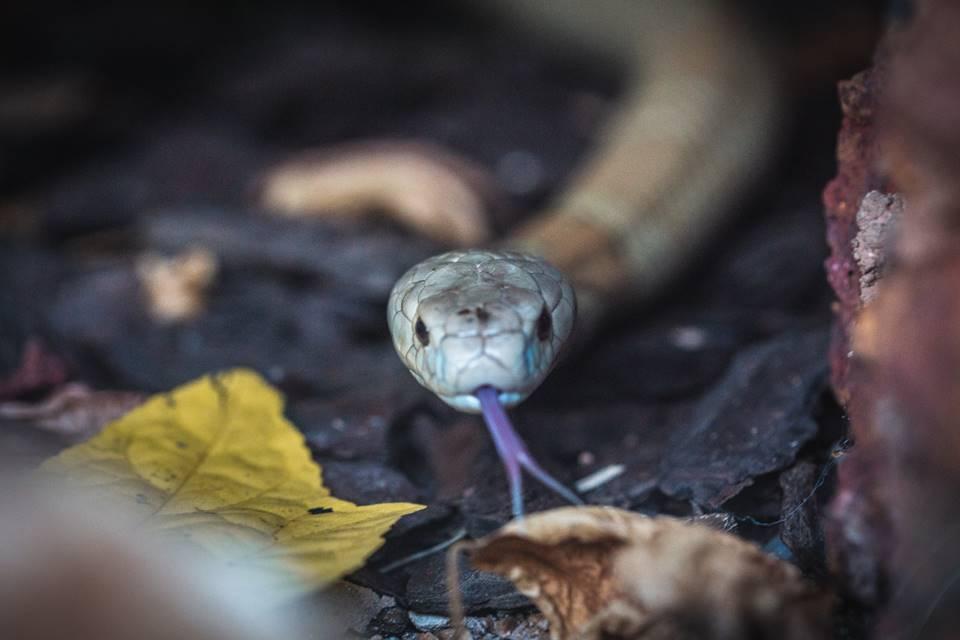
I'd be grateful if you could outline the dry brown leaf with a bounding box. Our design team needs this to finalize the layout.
[0,339,68,400]
[259,140,497,246]
[458,507,829,640]
[136,246,218,322]
[0,383,145,441]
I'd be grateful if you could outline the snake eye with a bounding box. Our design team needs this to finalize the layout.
[536,306,552,342]
[415,317,430,346]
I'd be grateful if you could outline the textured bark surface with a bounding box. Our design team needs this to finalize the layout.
[821,67,887,404]
[826,1,960,637]
[821,61,894,612]
[870,3,960,636]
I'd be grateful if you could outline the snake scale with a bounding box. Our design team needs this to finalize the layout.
[387,0,778,518]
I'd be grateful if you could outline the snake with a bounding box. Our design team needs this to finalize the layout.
[387,250,581,517]
[386,0,778,519]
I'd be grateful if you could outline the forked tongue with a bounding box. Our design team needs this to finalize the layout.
[475,385,583,519]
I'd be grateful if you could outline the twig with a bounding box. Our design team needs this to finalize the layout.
[380,527,467,573]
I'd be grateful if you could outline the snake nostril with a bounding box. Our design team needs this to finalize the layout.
[415,317,430,346]
[536,305,552,341]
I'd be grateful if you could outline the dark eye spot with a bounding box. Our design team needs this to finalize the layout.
[536,306,552,341]
[415,317,430,346]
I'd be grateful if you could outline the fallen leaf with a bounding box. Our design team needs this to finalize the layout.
[259,140,498,246]
[136,246,218,323]
[457,507,828,640]
[40,369,424,603]
[0,338,68,400]
[0,382,145,441]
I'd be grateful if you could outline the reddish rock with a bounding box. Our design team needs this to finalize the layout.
[821,67,888,403]
[825,1,960,636]
[821,62,895,610]
[869,3,960,637]
[0,339,68,401]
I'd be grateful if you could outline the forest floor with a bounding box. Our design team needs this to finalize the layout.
[0,2,883,637]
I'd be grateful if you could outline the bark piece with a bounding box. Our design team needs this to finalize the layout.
[826,2,960,635]
[658,330,827,508]
[821,67,888,402]
[820,65,895,608]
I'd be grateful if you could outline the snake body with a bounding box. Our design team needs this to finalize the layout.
[386,0,778,516]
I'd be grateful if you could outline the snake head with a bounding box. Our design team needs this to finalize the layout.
[387,250,576,413]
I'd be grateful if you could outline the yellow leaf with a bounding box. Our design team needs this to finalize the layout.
[39,368,423,603]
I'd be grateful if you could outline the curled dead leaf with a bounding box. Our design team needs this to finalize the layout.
[0,383,145,442]
[136,246,218,323]
[454,507,829,640]
[0,339,68,400]
[259,140,498,246]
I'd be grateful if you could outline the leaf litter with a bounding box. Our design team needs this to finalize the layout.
[450,506,830,640]
[38,368,424,604]
[0,382,145,442]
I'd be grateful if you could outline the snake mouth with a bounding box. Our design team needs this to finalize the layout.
[474,385,521,408]
[435,386,525,413]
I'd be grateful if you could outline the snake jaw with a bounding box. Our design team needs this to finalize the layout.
[437,389,525,413]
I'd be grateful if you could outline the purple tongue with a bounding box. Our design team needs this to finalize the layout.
[475,385,583,519]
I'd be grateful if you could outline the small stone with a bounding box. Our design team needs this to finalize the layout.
[853,190,902,304]
[371,607,410,635]
[408,612,451,632]
[493,615,519,637]
[669,325,708,350]
[464,616,492,637]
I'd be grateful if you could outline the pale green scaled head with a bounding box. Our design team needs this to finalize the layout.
[387,250,576,412]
